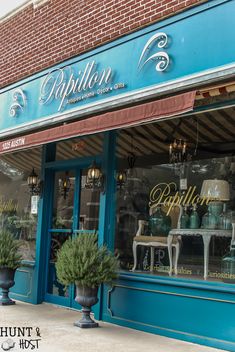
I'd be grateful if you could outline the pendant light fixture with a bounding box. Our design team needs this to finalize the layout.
[59,171,71,200]
[116,170,127,190]
[169,139,189,164]
[85,161,105,192]
[27,168,43,196]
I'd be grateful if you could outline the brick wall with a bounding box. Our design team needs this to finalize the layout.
[0,0,208,88]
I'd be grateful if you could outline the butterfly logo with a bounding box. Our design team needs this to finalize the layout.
[138,32,170,72]
[9,88,27,117]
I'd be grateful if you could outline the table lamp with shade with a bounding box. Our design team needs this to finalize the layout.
[200,179,230,229]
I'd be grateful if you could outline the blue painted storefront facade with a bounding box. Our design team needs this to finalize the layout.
[1,0,235,350]
[1,0,235,137]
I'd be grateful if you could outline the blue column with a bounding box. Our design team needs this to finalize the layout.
[94,131,117,319]
[98,130,117,248]
[33,143,56,303]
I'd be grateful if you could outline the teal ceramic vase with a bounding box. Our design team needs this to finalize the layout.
[189,205,200,229]
[208,201,223,216]
[221,245,235,283]
[180,206,189,229]
[207,202,223,229]
[149,207,171,236]
[219,204,232,230]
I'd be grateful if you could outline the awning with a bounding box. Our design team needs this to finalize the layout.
[0,91,196,154]
[196,81,235,100]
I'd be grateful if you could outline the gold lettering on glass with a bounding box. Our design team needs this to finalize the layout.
[149,182,213,214]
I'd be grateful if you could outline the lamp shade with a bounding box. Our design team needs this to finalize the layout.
[200,179,230,201]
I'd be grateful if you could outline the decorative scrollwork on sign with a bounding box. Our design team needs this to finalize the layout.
[9,89,27,117]
[138,32,170,72]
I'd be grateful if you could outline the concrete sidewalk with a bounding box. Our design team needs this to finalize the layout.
[0,301,223,352]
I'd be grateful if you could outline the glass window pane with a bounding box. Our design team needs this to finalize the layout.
[52,171,75,229]
[47,231,70,297]
[115,115,235,284]
[0,147,42,261]
[79,170,100,231]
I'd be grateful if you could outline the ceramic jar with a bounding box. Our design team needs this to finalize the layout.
[149,206,171,236]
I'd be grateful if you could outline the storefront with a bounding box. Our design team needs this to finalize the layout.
[0,0,235,350]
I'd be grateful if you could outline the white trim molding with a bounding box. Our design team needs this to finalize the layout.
[32,0,48,9]
[0,0,48,23]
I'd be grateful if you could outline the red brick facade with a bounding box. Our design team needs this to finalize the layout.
[0,0,208,88]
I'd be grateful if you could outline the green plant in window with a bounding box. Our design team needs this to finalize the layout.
[0,231,23,305]
[7,213,37,240]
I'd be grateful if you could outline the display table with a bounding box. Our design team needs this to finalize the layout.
[168,226,235,280]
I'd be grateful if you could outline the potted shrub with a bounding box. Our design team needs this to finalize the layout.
[55,232,118,328]
[0,231,22,305]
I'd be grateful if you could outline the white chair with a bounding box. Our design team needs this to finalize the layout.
[132,203,182,275]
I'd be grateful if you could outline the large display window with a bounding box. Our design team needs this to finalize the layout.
[114,108,235,283]
[0,147,42,261]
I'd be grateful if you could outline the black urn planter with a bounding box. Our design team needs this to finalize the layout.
[0,267,16,305]
[74,286,99,328]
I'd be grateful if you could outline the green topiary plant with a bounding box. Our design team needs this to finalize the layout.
[0,231,22,269]
[0,231,23,305]
[55,232,118,327]
[55,232,118,288]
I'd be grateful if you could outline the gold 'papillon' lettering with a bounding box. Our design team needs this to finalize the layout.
[149,182,212,215]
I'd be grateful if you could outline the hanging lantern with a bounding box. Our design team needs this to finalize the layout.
[87,162,102,182]
[86,161,104,191]
[59,172,71,200]
[116,170,127,190]
[27,168,43,196]
[27,168,38,194]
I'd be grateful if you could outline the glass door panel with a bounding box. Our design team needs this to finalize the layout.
[45,170,75,306]
[45,167,101,308]
[71,169,101,309]
[46,230,71,301]
[52,171,75,229]
[79,170,100,231]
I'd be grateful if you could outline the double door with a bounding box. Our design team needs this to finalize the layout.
[44,167,101,308]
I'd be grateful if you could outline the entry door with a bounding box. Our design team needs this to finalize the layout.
[44,167,101,307]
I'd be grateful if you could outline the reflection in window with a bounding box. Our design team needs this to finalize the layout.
[52,170,101,231]
[47,232,70,297]
[79,172,100,231]
[0,157,39,261]
[52,171,75,229]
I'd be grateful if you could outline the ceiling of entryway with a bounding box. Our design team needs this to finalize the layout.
[0,104,234,177]
[116,106,235,158]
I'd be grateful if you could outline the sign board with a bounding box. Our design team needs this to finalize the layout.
[31,195,39,215]
[0,0,234,136]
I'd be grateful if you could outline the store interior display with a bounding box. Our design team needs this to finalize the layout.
[114,113,235,282]
[0,163,38,261]
[132,203,182,273]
